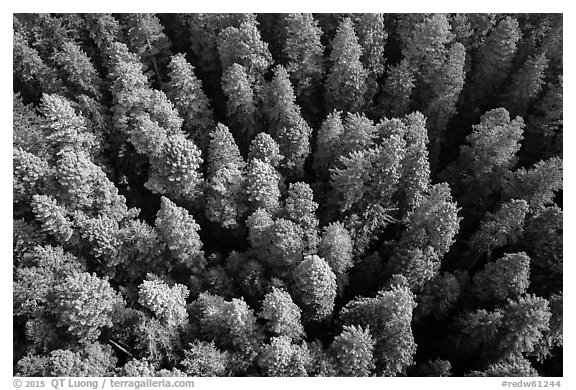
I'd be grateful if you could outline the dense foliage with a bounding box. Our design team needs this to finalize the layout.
[13,13,562,377]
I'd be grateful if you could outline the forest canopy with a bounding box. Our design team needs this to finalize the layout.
[13,13,562,377]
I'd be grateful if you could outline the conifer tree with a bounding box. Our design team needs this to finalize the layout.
[31,195,74,243]
[330,126,405,242]
[246,208,275,258]
[15,245,86,319]
[325,18,368,113]
[54,149,131,219]
[377,60,415,118]
[531,293,562,362]
[217,17,273,81]
[13,29,62,101]
[155,196,205,273]
[353,13,387,107]
[129,113,169,157]
[205,124,246,229]
[258,336,311,377]
[146,133,204,203]
[264,65,312,178]
[39,93,99,159]
[77,214,121,264]
[502,52,548,118]
[472,252,530,301]
[293,255,337,323]
[458,108,524,179]
[248,132,283,168]
[330,325,375,377]
[387,246,441,289]
[284,13,324,119]
[284,182,319,252]
[523,76,562,163]
[522,206,562,296]
[397,112,431,216]
[318,221,354,276]
[121,13,172,84]
[469,199,529,259]
[138,279,189,327]
[414,271,461,321]
[133,315,181,365]
[32,343,118,377]
[337,112,378,162]
[108,41,152,134]
[166,53,215,149]
[329,149,374,213]
[187,13,246,76]
[464,13,498,51]
[192,293,262,372]
[53,272,124,343]
[13,94,49,159]
[470,16,521,106]
[424,41,466,171]
[498,294,551,356]
[468,354,538,377]
[51,41,102,101]
[120,358,157,377]
[339,277,417,376]
[13,148,51,204]
[181,341,229,377]
[403,13,454,92]
[245,159,282,215]
[504,157,563,212]
[83,13,121,67]
[221,63,258,149]
[267,218,305,271]
[399,182,461,258]
[259,287,305,341]
[313,110,345,180]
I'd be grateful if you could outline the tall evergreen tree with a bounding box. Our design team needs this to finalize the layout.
[424,41,466,171]
[468,199,529,260]
[293,255,337,323]
[313,110,345,180]
[258,336,311,377]
[221,63,258,150]
[329,325,375,377]
[245,159,282,215]
[353,13,388,108]
[339,277,417,376]
[166,53,215,149]
[470,16,521,106]
[324,18,368,113]
[53,272,124,343]
[284,182,319,253]
[523,76,562,163]
[377,60,415,118]
[217,16,273,82]
[248,132,283,168]
[399,182,461,259]
[121,13,172,84]
[138,279,189,328]
[259,287,305,341]
[284,13,324,121]
[205,124,246,229]
[397,112,431,216]
[146,133,204,203]
[504,157,563,212]
[472,252,530,301]
[155,196,205,273]
[264,65,312,178]
[51,41,102,101]
[502,52,548,118]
